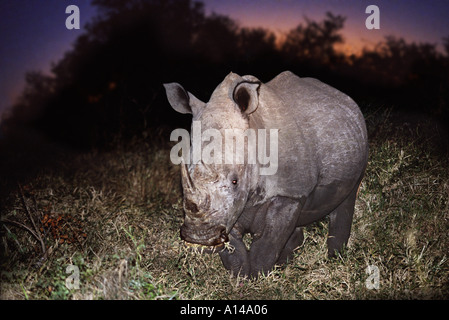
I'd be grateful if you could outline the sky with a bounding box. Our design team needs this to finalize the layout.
[0,0,96,119]
[1,0,449,118]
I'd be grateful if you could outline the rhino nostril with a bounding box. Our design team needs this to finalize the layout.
[184,199,199,214]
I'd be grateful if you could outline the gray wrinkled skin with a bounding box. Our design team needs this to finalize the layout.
[164,71,368,277]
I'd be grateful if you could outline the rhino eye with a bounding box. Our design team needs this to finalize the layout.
[232,179,238,185]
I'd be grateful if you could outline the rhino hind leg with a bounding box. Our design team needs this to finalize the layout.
[326,183,358,257]
[276,227,304,265]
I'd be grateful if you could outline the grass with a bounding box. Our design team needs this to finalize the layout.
[1,107,448,300]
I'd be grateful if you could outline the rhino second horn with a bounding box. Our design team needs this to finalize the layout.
[200,160,219,180]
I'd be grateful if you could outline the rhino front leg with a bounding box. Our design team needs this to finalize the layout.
[248,197,301,277]
[219,228,250,276]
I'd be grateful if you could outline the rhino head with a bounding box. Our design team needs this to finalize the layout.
[164,73,261,252]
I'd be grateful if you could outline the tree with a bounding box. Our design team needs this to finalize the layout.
[2,71,54,129]
[442,36,449,57]
[237,27,277,62]
[281,12,346,66]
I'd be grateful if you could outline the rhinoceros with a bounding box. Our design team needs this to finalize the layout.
[164,71,368,277]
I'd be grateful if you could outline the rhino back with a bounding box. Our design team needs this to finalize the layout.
[250,71,368,200]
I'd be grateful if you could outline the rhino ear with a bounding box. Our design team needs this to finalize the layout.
[232,81,261,115]
[163,82,205,115]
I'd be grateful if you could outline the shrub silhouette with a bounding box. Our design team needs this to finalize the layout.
[1,0,448,150]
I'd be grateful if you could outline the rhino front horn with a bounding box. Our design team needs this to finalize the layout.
[180,160,194,192]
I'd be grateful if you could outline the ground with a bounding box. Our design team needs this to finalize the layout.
[0,107,448,299]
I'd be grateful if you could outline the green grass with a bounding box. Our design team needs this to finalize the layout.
[1,108,448,299]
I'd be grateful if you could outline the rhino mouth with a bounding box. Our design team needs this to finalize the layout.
[180,224,229,254]
[182,241,226,254]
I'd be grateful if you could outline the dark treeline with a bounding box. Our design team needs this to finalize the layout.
[2,0,449,150]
